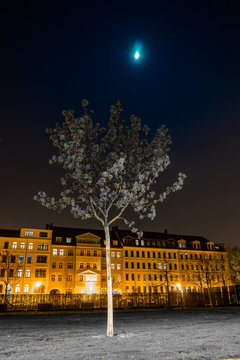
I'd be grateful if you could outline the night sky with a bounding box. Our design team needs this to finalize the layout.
[1,0,240,248]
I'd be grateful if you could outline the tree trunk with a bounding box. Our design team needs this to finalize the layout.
[104,225,114,337]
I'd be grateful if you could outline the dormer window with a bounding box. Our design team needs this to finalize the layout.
[178,240,186,249]
[66,238,72,243]
[135,240,139,246]
[56,237,62,243]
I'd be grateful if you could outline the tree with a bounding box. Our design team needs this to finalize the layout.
[195,255,216,308]
[228,247,240,285]
[34,100,186,337]
[0,251,23,304]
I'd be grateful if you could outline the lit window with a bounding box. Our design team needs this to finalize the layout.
[38,244,48,250]
[111,252,115,258]
[28,243,33,250]
[87,263,90,269]
[24,285,29,293]
[19,256,24,263]
[111,264,115,270]
[53,249,57,255]
[135,240,139,246]
[117,252,120,258]
[158,263,162,269]
[93,263,97,269]
[86,274,97,281]
[80,263,83,269]
[117,264,121,270]
[141,240,145,246]
[66,238,72,243]
[12,242,17,249]
[60,249,64,256]
[15,285,20,293]
[27,256,32,264]
[117,276,121,282]
[26,270,30,278]
[164,263,167,270]
[25,231,33,237]
[56,237,62,242]
[18,269,22,278]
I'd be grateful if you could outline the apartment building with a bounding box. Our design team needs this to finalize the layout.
[0,225,231,295]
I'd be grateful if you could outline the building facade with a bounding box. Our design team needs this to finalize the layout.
[0,225,231,296]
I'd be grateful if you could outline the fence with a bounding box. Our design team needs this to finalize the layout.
[0,286,239,312]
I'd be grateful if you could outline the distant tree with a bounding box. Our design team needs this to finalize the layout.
[34,100,186,337]
[195,255,216,308]
[0,251,23,304]
[228,247,240,285]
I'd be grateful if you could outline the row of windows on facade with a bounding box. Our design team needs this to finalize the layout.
[124,273,220,282]
[3,242,49,251]
[0,268,46,278]
[124,250,223,260]
[124,261,224,271]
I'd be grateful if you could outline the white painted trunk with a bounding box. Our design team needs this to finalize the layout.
[104,225,114,337]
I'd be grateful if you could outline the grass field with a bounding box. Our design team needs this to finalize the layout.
[0,308,239,360]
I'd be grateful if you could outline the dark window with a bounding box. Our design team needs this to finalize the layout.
[125,250,128,257]
[153,252,156,258]
[168,253,171,259]
[0,269,4,277]
[40,232,48,237]
[11,256,15,263]
[68,250,74,256]
[163,252,166,259]
[67,263,73,269]
[142,263,145,269]
[131,251,134,257]
[37,256,47,263]
[35,269,46,278]
[4,242,9,249]
[147,251,150,258]
[173,253,176,259]
[52,262,56,268]
[153,263,156,269]
[131,262,134,269]
[131,274,135,281]
[137,262,140,269]
[174,264,177,270]
[0,284,3,293]
[181,264,184,270]
[136,251,139,257]
[125,262,128,268]
[126,274,129,281]
[2,255,7,263]
[148,263,151,269]
[94,250,97,256]
[142,251,145,258]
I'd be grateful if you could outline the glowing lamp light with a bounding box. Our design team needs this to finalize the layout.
[177,283,181,290]
[35,281,41,288]
[134,51,140,60]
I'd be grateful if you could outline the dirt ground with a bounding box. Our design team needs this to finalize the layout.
[0,308,239,360]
